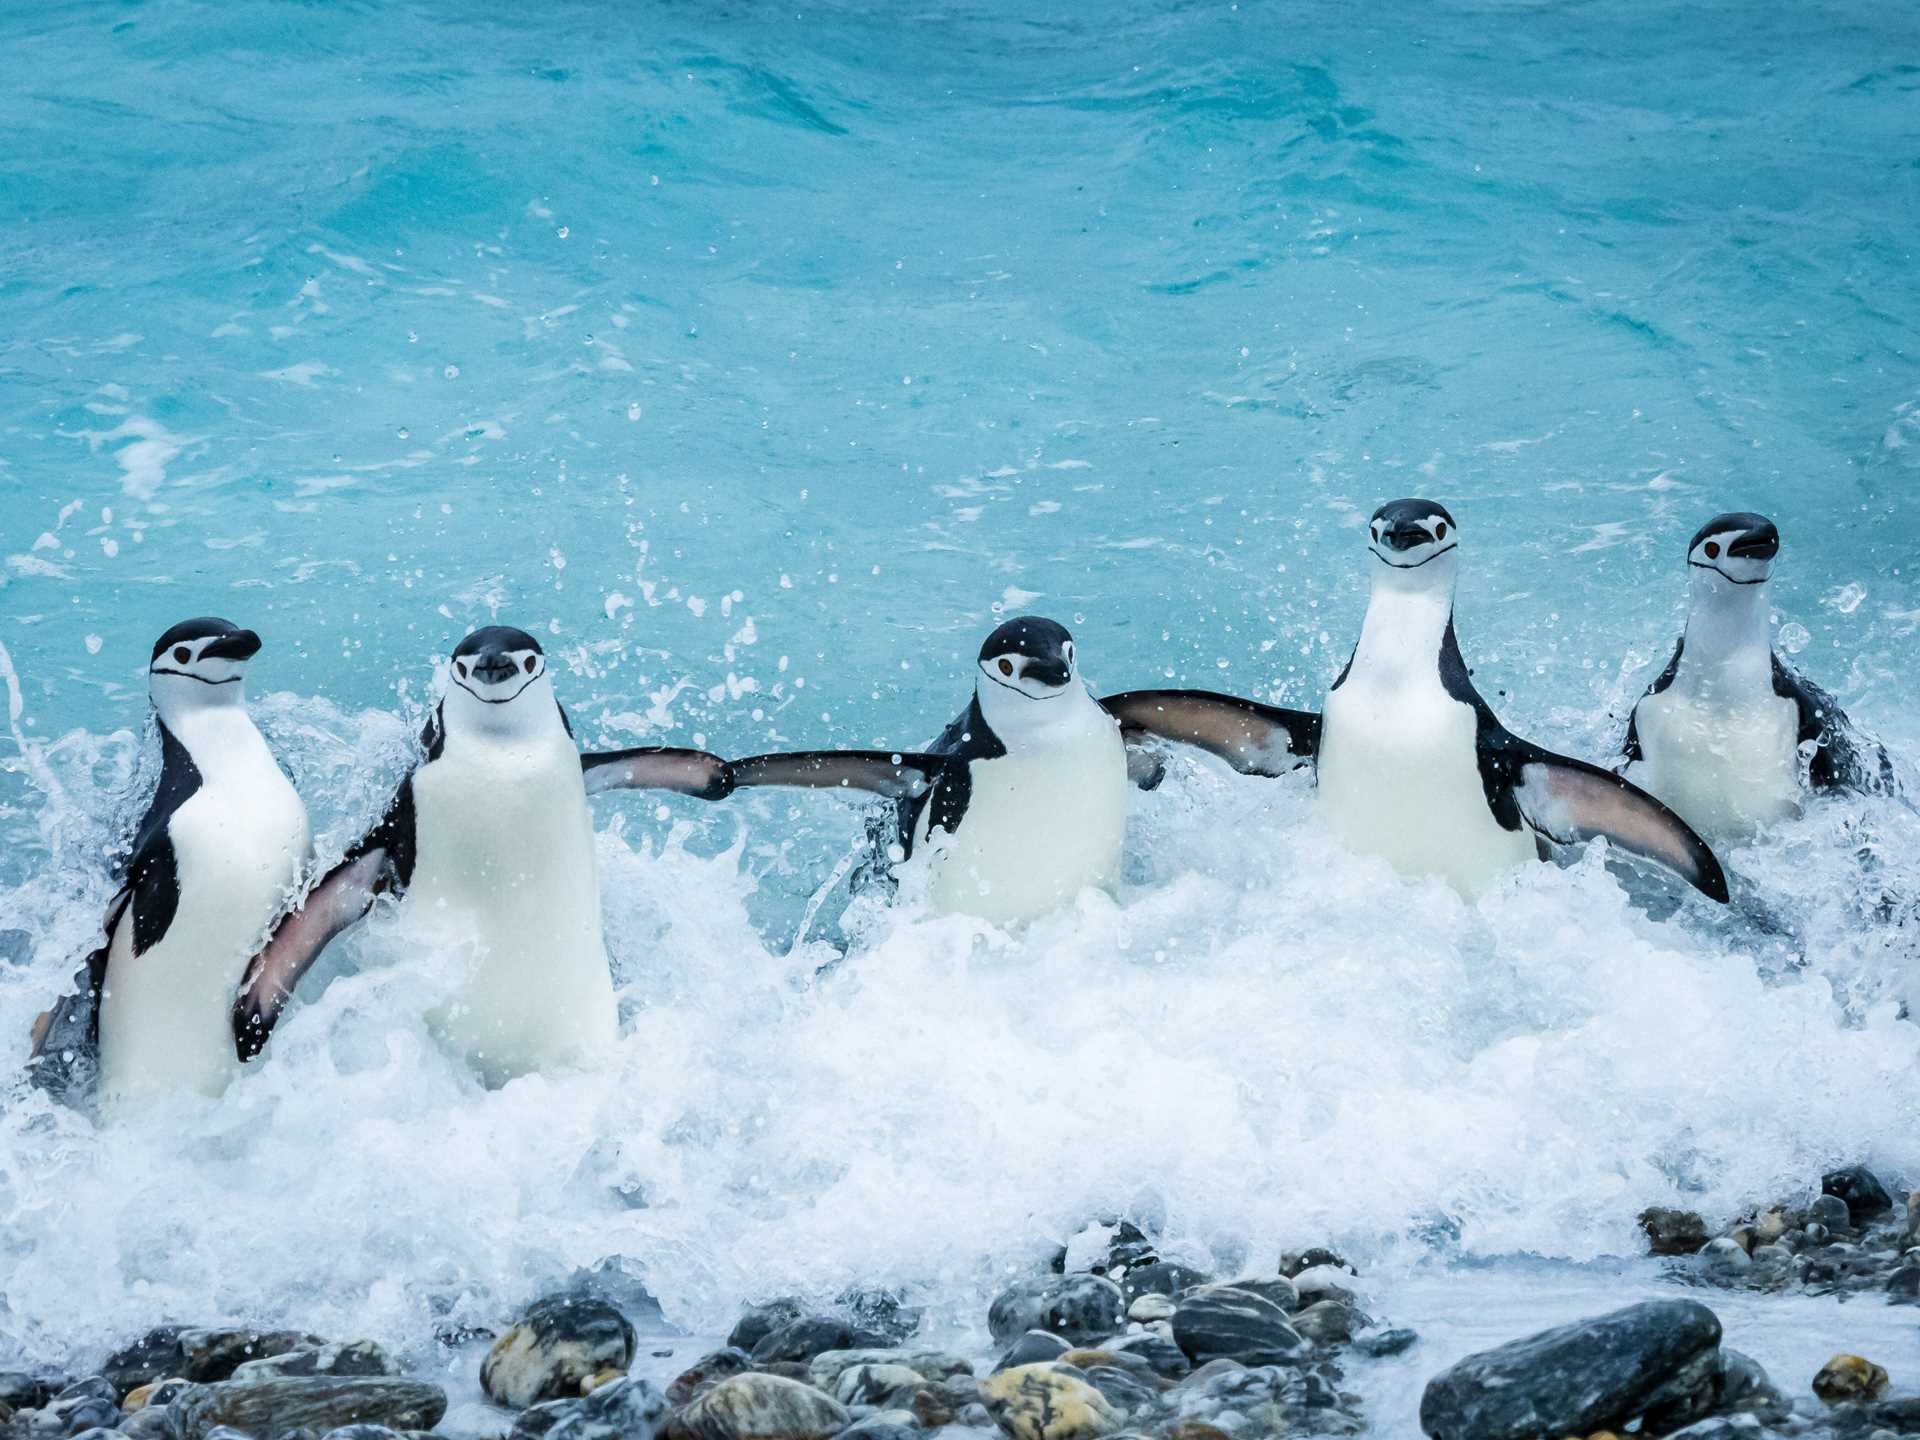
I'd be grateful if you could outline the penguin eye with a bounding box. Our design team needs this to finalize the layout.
[456,661,469,679]
[1434,522,1448,540]
[173,646,190,664]
[523,656,537,674]
[998,658,1014,677]
[1705,542,1721,559]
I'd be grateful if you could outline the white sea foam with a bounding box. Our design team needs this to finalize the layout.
[0,699,1915,1374]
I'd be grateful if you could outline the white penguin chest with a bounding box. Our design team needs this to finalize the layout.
[1628,686,1801,838]
[99,718,311,1099]
[918,710,1128,925]
[1318,668,1533,895]
[404,732,614,1083]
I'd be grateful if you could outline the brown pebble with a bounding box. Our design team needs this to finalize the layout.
[1813,1353,1889,1404]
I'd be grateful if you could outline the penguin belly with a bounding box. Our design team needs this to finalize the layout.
[98,770,310,1099]
[406,736,616,1086]
[920,725,1128,925]
[1317,682,1534,896]
[1627,689,1801,838]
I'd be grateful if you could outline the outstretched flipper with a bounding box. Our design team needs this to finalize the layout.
[1500,744,1730,903]
[728,751,945,799]
[582,747,732,800]
[1099,690,1320,781]
[232,849,391,1060]
[233,778,420,1061]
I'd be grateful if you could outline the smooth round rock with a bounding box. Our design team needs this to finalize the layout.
[481,1297,637,1410]
[1701,1239,1752,1277]
[987,1276,1125,1348]
[663,1373,849,1440]
[725,1301,804,1356]
[977,1364,1124,1440]
[1812,1354,1889,1404]
[1169,1288,1303,1367]
[1823,1166,1895,1219]
[1808,1195,1852,1232]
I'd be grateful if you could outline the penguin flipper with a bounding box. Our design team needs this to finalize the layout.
[1099,690,1319,782]
[233,847,392,1061]
[1771,656,1899,795]
[1505,747,1730,903]
[727,751,943,799]
[582,747,732,800]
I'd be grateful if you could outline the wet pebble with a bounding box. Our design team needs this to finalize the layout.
[662,1373,849,1440]
[986,1277,1124,1348]
[481,1296,637,1410]
[1169,1288,1303,1368]
[1811,1353,1888,1404]
[977,1363,1125,1440]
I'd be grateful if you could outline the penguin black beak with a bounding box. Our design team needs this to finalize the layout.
[200,629,262,662]
[1728,524,1779,561]
[1380,522,1433,553]
[469,653,518,683]
[1026,656,1072,687]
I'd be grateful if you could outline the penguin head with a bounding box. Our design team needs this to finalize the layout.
[1367,499,1459,589]
[148,617,261,718]
[442,625,559,737]
[1687,512,1778,588]
[976,616,1077,701]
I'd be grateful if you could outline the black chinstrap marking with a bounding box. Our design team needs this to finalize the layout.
[452,674,541,705]
[979,668,1072,702]
[1369,542,1459,570]
[148,669,243,685]
[1688,561,1769,585]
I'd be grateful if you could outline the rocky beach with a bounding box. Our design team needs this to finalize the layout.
[8,1172,1919,1440]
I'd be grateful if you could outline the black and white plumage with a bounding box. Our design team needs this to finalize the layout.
[1107,501,1728,902]
[729,617,1137,924]
[30,617,311,1099]
[1621,512,1896,838]
[232,625,730,1086]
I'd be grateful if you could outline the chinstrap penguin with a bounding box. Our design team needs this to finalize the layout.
[1620,511,1896,838]
[1104,501,1729,901]
[727,616,1152,926]
[30,617,312,1100]
[232,625,731,1086]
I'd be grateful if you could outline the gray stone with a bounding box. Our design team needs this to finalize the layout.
[661,1374,849,1440]
[1100,1336,1187,1382]
[481,1296,637,1409]
[118,1413,170,1440]
[1080,1368,1156,1414]
[1203,1278,1298,1314]
[545,1378,670,1440]
[1276,1248,1353,1279]
[1418,1299,1721,1440]
[176,1331,322,1385]
[1286,1268,1357,1307]
[1808,1194,1852,1232]
[749,1319,889,1368]
[838,1414,918,1440]
[830,1367,923,1409]
[0,1376,59,1411]
[807,1353,970,1396]
[1701,1238,1752,1277]
[991,1334,1071,1375]
[666,1351,753,1407]
[1124,1296,1173,1325]
[1354,1328,1417,1358]
[1639,1208,1711,1257]
[1823,1165,1894,1218]
[320,1428,403,1440]
[1288,1301,1360,1348]
[55,1399,121,1435]
[986,1277,1124,1348]
[163,1379,447,1440]
[1169,1288,1303,1368]
[1114,1264,1210,1305]
[725,1303,805,1356]
[231,1345,395,1384]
